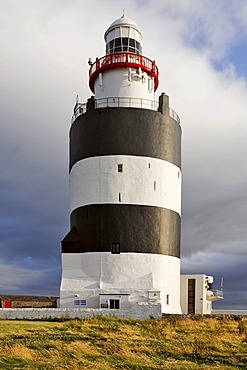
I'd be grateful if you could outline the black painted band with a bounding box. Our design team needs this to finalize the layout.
[62,204,180,258]
[69,107,181,172]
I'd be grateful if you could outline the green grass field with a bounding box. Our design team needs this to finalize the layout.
[0,315,246,369]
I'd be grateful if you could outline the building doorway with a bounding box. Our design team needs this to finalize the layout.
[188,278,195,314]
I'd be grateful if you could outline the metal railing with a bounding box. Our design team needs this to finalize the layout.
[95,97,158,110]
[207,290,224,301]
[169,108,180,124]
[71,103,86,124]
[71,98,180,125]
[212,290,224,298]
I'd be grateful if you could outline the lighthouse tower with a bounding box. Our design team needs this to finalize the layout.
[60,15,182,314]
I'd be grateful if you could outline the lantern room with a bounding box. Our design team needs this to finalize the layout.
[104,15,143,55]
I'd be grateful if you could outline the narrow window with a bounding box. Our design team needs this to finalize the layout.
[118,164,123,172]
[148,163,151,169]
[166,294,169,305]
[119,193,121,202]
[129,38,135,47]
[154,181,156,191]
[178,171,180,179]
[111,242,120,254]
[122,37,128,51]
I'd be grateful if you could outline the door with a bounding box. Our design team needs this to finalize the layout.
[188,279,195,314]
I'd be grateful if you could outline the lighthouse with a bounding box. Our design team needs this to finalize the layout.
[60,15,182,314]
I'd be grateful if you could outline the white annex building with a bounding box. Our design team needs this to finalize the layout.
[181,275,223,315]
[60,15,223,315]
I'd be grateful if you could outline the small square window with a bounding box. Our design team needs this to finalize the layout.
[111,242,120,254]
[118,164,123,172]
[101,299,109,308]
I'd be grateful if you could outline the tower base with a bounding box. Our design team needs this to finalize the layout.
[60,252,181,314]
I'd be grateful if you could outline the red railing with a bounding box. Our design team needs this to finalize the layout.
[89,52,159,93]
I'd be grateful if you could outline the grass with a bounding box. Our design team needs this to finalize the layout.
[0,316,246,369]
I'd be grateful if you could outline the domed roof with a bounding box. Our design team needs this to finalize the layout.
[104,15,142,40]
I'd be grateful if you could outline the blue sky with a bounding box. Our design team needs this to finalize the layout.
[1,0,247,309]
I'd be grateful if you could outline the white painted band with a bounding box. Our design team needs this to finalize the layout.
[70,155,181,215]
[60,252,181,314]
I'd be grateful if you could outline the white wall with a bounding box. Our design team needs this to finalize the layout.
[94,68,155,103]
[70,155,181,215]
[60,252,181,314]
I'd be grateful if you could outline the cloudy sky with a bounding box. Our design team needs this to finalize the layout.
[1,0,247,309]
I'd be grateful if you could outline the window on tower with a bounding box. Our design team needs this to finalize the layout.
[118,164,123,172]
[129,38,135,47]
[122,37,128,51]
[114,38,121,52]
[106,38,142,55]
[111,243,120,254]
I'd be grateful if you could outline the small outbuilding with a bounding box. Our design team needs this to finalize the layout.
[180,274,223,315]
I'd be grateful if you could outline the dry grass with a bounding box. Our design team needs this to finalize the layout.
[0,316,246,369]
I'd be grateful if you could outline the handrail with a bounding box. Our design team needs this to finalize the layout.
[207,290,224,301]
[71,98,180,125]
[169,108,180,124]
[95,97,158,110]
[71,103,86,124]
[89,52,159,93]
[212,290,224,298]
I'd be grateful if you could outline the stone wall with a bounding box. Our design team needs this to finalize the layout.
[212,309,247,316]
[0,302,161,320]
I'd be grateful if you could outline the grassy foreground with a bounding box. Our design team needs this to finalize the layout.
[0,316,246,369]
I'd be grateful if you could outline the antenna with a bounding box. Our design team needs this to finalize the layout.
[220,277,224,291]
